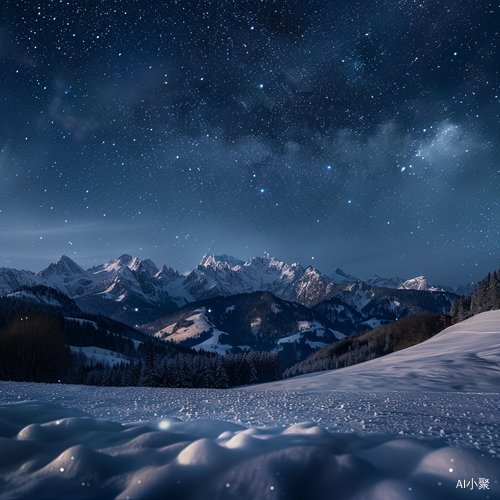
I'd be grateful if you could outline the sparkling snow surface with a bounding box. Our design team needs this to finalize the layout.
[0,391,498,500]
[1,312,500,499]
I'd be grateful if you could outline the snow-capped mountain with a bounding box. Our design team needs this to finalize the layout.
[363,275,406,289]
[363,274,452,293]
[74,254,181,325]
[318,280,455,323]
[0,267,40,295]
[0,255,181,326]
[180,252,339,308]
[0,253,458,330]
[399,276,446,292]
[38,255,96,297]
[329,268,359,284]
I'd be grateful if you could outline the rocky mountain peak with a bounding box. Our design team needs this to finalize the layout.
[38,255,85,278]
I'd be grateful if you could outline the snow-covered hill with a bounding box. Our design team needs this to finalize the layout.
[253,310,500,392]
[143,292,345,366]
[154,307,233,355]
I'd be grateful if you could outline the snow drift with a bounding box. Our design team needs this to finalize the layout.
[0,400,498,500]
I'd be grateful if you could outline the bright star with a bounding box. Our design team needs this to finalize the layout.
[259,84,264,89]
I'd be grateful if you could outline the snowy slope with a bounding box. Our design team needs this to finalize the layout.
[69,346,130,366]
[254,310,500,392]
[154,307,233,355]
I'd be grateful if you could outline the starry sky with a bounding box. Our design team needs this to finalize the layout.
[0,0,498,288]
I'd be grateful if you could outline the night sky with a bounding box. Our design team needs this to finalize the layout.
[1,0,498,288]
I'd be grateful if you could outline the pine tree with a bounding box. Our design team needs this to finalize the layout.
[489,271,499,310]
[181,358,194,388]
[240,354,258,385]
[130,359,143,386]
[139,349,160,387]
[212,357,229,388]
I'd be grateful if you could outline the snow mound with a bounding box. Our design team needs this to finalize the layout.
[0,401,498,500]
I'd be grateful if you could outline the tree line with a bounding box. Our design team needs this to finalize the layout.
[71,349,282,388]
[0,307,282,388]
[451,270,499,323]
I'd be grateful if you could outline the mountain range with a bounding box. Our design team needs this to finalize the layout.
[0,253,463,363]
[0,252,463,314]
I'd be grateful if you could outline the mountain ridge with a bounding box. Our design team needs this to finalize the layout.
[0,253,461,330]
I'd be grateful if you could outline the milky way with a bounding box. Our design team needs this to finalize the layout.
[0,0,498,287]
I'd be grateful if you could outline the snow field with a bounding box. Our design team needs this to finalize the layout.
[0,399,498,499]
[1,382,498,454]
